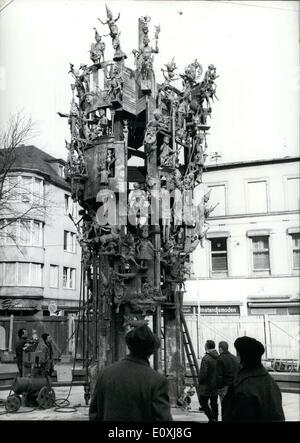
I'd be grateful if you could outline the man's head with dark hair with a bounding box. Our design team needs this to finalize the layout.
[18,328,27,339]
[41,333,51,343]
[125,325,160,359]
[205,340,215,351]
[219,341,229,353]
[234,336,265,369]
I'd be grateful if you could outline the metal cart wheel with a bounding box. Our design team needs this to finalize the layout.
[37,386,56,409]
[5,395,21,413]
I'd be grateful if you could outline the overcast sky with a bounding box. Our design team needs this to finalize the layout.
[0,0,299,164]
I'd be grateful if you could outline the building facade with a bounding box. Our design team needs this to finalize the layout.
[0,145,81,319]
[184,157,300,359]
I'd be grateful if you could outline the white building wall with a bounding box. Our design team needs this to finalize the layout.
[186,159,300,318]
[43,182,81,308]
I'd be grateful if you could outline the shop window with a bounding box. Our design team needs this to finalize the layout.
[252,236,270,271]
[210,237,228,275]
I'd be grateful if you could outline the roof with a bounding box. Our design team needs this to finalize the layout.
[204,156,300,172]
[0,145,70,191]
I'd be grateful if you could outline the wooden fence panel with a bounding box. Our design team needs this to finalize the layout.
[183,314,300,362]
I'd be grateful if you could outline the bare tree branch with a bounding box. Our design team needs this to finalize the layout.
[0,111,56,248]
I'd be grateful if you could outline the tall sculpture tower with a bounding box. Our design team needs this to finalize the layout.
[60,5,218,403]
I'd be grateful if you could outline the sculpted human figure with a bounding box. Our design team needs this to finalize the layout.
[139,33,159,80]
[112,34,126,61]
[161,57,178,85]
[107,64,123,101]
[98,5,120,39]
[90,28,106,64]
[69,63,86,100]
[160,135,175,168]
[137,226,158,268]
[128,182,148,226]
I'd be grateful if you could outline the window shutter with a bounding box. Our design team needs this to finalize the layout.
[212,253,228,271]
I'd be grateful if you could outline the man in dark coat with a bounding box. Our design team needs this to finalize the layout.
[89,324,173,422]
[15,328,28,377]
[198,340,219,422]
[223,336,285,422]
[216,340,239,419]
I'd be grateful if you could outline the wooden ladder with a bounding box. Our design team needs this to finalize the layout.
[180,311,201,404]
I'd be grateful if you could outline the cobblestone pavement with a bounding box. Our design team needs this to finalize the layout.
[0,386,299,422]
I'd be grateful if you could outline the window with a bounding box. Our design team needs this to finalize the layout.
[252,236,270,271]
[4,175,44,203]
[207,184,226,216]
[58,165,64,178]
[247,180,268,213]
[64,231,76,253]
[19,221,31,245]
[33,177,44,202]
[64,194,70,215]
[31,263,42,286]
[1,219,43,246]
[5,221,17,245]
[1,262,43,286]
[4,263,15,285]
[21,176,32,202]
[291,234,300,270]
[49,265,59,288]
[0,220,4,245]
[63,267,76,289]
[64,194,77,219]
[286,177,300,211]
[32,221,42,246]
[18,263,30,285]
[210,237,228,275]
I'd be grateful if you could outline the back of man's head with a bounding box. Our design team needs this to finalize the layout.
[18,328,26,338]
[234,336,264,369]
[125,325,160,359]
[205,340,215,350]
[219,341,229,353]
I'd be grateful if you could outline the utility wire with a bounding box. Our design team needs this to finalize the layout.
[0,0,14,14]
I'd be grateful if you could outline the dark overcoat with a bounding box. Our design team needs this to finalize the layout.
[198,350,219,396]
[89,354,173,422]
[223,365,285,422]
[216,351,240,389]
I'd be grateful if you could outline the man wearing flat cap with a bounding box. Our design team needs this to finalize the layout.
[222,336,285,422]
[89,324,173,421]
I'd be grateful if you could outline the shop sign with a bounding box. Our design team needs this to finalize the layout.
[181,306,195,315]
[199,305,240,315]
[0,298,38,310]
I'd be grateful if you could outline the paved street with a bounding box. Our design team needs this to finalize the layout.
[0,384,299,422]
